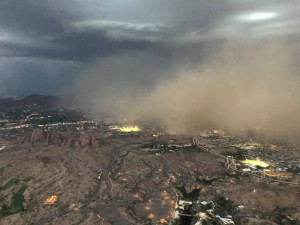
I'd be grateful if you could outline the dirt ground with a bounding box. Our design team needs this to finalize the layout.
[0,130,299,225]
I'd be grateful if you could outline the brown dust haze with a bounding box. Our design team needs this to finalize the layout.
[71,42,300,141]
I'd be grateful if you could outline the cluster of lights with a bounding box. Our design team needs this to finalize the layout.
[141,191,176,224]
[241,158,270,168]
[0,124,29,130]
[119,126,141,132]
[262,170,292,178]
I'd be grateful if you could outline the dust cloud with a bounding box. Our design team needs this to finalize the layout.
[70,41,300,140]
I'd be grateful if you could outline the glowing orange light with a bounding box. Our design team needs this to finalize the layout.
[44,195,58,205]
[144,206,151,211]
[159,218,168,224]
[147,213,155,219]
[133,193,140,199]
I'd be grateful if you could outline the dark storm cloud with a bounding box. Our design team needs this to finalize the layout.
[1,0,300,96]
[0,0,299,60]
[0,0,168,61]
[2,0,300,61]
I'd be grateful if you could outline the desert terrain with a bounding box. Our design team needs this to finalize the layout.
[0,125,299,225]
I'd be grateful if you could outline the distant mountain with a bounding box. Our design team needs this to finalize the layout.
[0,98,18,108]
[0,94,61,109]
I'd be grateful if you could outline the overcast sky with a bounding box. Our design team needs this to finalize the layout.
[1,0,300,97]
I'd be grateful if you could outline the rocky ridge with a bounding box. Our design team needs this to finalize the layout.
[17,128,101,147]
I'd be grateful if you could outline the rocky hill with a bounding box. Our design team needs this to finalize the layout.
[0,94,61,109]
[17,128,102,147]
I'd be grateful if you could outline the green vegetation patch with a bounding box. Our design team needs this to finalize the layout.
[0,185,28,218]
[0,178,20,191]
[0,177,31,218]
[23,177,31,183]
[142,140,199,154]
[0,164,8,169]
